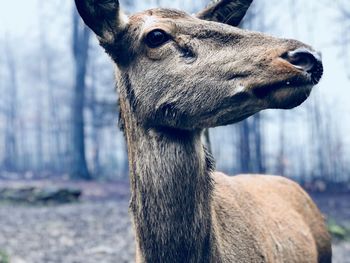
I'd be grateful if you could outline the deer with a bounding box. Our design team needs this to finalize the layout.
[75,0,331,262]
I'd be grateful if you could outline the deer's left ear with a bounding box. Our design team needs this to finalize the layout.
[197,0,253,26]
[75,0,127,42]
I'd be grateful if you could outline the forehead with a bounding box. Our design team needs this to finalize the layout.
[131,8,190,20]
[128,8,193,31]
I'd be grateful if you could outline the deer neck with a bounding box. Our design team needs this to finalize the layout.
[119,79,216,262]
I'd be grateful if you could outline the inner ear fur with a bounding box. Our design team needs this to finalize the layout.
[197,0,253,27]
[74,0,127,42]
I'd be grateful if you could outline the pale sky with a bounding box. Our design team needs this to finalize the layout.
[0,0,38,35]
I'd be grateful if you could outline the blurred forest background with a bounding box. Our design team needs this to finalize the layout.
[0,0,349,190]
[1,1,350,262]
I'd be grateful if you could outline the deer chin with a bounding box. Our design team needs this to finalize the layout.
[251,81,313,109]
[268,85,313,109]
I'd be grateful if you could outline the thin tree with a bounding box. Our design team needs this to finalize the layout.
[70,8,91,179]
[38,3,65,173]
[3,40,18,171]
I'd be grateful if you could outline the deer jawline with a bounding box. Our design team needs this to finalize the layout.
[252,82,313,109]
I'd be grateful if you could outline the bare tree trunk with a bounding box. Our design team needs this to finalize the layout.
[239,120,251,173]
[38,7,64,173]
[89,62,101,178]
[70,9,91,179]
[252,114,265,173]
[3,41,18,171]
[276,112,286,176]
[35,87,44,171]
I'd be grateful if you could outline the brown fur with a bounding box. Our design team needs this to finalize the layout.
[75,0,332,262]
[212,173,331,262]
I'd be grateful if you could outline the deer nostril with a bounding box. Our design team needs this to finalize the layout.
[282,48,320,71]
[282,48,323,83]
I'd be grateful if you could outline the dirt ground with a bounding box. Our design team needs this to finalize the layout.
[0,181,349,263]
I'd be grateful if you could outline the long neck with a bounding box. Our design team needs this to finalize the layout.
[119,92,215,262]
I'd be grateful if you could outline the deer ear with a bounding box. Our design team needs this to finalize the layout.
[75,0,127,42]
[197,0,253,27]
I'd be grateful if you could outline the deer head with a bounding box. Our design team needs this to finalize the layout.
[75,0,323,130]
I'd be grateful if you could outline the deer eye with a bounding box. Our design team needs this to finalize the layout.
[145,29,170,48]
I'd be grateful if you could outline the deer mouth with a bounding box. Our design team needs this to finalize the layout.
[250,47,323,109]
[252,79,314,109]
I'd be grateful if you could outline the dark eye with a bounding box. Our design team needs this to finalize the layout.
[145,29,170,48]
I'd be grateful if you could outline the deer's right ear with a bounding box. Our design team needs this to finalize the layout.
[197,0,253,27]
[75,0,127,42]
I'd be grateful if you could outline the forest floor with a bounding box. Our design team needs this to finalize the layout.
[0,180,349,263]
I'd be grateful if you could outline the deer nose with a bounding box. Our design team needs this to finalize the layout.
[282,48,323,84]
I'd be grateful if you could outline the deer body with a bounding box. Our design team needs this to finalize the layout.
[75,0,332,262]
[120,100,330,262]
